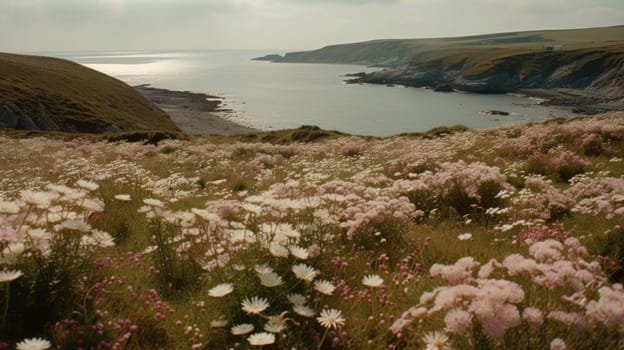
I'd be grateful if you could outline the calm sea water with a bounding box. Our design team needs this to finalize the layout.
[49,50,572,136]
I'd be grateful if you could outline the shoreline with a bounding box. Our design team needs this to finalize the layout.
[134,85,258,135]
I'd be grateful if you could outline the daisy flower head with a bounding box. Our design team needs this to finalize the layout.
[210,319,228,328]
[289,245,309,259]
[258,271,283,288]
[231,323,254,335]
[20,190,59,209]
[254,264,274,275]
[0,199,20,214]
[293,304,315,317]
[208,283,234,297]
[457,233,473,241]
[287,293,307,306]
[269,243,289,258]
[292,263,319,282]
[76,179,99,191]
[264,321,286,333]
[423,331,452,350]
[550,338,567,350]
[0,269,24,283]
[362,274,384,288]
[247,332,275,346]
[143,198,165,208]
[60,220,91,233]
[16,337,52,350]
[242,296,270,314]
[314,279,336,295]
[316,308,345,329]
[114,194,132,201]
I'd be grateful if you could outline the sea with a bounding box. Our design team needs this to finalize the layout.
[47,49,573,137]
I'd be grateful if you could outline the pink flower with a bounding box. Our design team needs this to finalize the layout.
[444,308,473,334]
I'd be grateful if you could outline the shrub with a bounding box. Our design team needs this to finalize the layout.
[340,143,366,158]
[526,150,589,182]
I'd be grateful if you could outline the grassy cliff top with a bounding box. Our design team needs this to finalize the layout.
[0,52,180,133]
[280,25,624,65]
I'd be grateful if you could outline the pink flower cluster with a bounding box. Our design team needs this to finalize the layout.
[393,160,512,202]
[340,196,416,238]
[391,235,618,340]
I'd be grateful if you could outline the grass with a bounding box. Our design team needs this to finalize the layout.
[0,52,180,133]
[1,113,624,349]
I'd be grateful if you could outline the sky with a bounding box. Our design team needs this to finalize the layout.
[1,0,623,53]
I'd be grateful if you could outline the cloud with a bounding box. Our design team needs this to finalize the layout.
[0,0,621,51]
[281,0,399,4]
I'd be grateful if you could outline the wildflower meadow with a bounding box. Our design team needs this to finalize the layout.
[1,113,624,349]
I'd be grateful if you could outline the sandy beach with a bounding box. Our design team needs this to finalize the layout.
[135,85,257,135]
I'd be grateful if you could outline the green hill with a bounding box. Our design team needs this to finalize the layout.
[259,25,624,113]
[0,52,180,133]
[266,25,624,66]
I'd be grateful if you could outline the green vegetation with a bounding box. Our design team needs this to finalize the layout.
[0,53,180,133]
[275,25,624,66]
[2,113,624,349]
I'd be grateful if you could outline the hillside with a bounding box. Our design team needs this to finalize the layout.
[0,52,180,133]
[1,113,624,348]
[262,25,624,66]
[258,26,624,113]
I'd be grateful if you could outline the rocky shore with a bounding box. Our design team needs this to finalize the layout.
[135,85,257,135]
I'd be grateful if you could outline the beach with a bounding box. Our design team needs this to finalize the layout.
[135,85,257,135]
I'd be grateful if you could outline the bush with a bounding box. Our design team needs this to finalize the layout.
[526,151,589,182]
[340,143,366,158]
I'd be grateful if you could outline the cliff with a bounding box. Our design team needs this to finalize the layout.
[0,52,180,133]
[259,25,624,113]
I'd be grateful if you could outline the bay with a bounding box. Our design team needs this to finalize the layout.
[50,49,572,137]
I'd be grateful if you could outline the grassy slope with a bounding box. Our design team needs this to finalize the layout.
[280,25,624,66]
[2,113,624,348]
[0,52,180,133]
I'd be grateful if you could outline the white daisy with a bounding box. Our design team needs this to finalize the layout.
[457,233,473,241]
[264,322,286,333]
[60,220,91,233]
[210,319,228,328]
[292,263,319,282]
[0,200,20,214]
[423,331,452,350]
[208,283,234,297]
[16,337,52,350]
[76,180,99,191]
[143,198,165,208]
[81,230,115,248]
[314,279,336,295]
[362,274,384,288]
[0,270,23,283]
[254,264,274,275]
[289,245,309,259]
[242,296,270,314]
[287,293,307,306]
[114,194,132,201]
[231,323,255,335]
[269,243,289,258]
[316,308,345,329]
[293,304,315,317]
[247,332,275,346]
[20,190,59,208]
[258,271,283,288]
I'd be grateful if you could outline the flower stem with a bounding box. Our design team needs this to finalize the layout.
[2,284,10,327]
[316,327,329,350]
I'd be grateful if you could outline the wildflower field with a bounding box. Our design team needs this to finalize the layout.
[2,113,624,349]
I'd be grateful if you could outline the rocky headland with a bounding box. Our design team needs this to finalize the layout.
[258,25,624,114]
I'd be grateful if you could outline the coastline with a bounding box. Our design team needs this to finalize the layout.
[135,85,258,135]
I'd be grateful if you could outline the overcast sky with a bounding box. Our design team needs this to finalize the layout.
[1,0,623,53]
